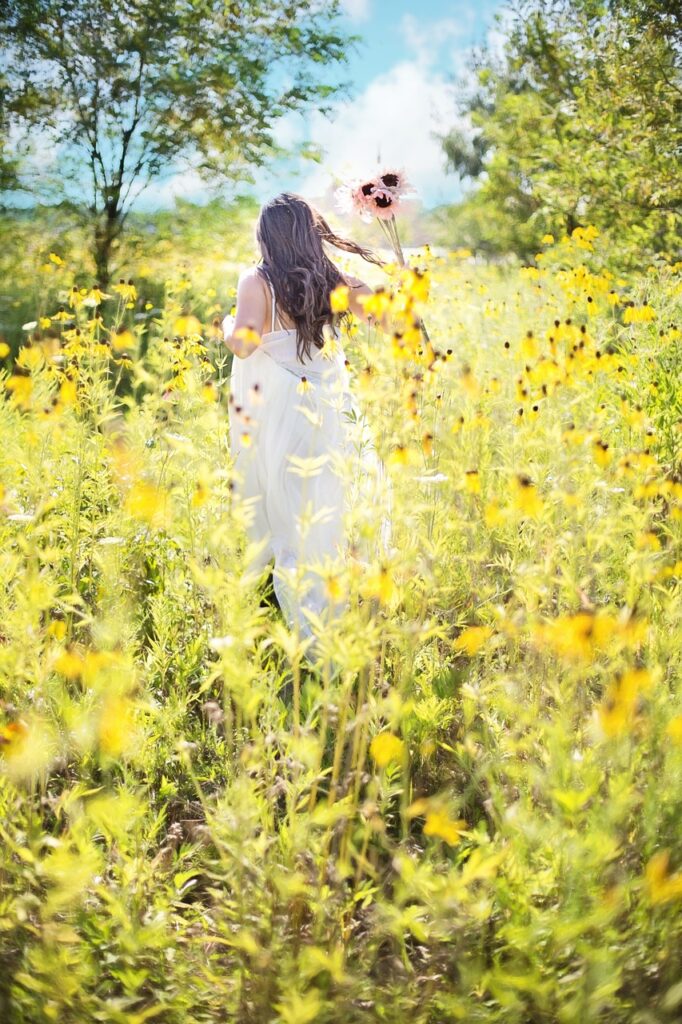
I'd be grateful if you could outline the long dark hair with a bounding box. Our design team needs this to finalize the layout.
[255,192,384,362]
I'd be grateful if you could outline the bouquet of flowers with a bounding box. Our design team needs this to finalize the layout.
[335,168,414,255]
[335,169,429,342]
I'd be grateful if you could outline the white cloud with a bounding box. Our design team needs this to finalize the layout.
[339,0,371,22]
[260,9,493,211]
[126,7,507,212]
[485,5,515,62]
[273,58,466,209]
[134,166,210,210]
[400,12,475,66]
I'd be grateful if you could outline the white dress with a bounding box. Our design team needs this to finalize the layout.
[227,272,391,658]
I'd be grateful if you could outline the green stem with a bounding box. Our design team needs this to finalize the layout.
[376,214,431,344]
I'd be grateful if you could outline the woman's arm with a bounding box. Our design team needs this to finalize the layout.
[343,274,390,331]
[222,268,267,359]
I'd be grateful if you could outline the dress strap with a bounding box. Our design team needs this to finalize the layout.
[267,277,277,333]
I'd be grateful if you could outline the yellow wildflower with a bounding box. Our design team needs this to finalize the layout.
[593,439,612,468]
[370,732,404,767]
[233,326,261,349]
[645,851,682,905]
[459,364,480,398]
[124,481,169,527]
[173,314,203,336]
[192,479,211,508]
[635,531,661,551]
[520,266,541,281]
[423,811,466,846]
[358,289,392,321]
[54,647,85,679]
[520,331,538,360]
[51,307,73,323]
[5,375,33,408]
[532,612,646,662]
[512,474,543,518]
[111,328,136,352]
[666,717,682,743]
[464,469,481,494]
[598,668,653,737]
[47,620,67,641]
[623,305,656,325]
[362,564,396,605]
[387,445,418,468]
[112,279,138,303]
[454,625,493,656]
[324,572,345,603]
[330,284,350,313]
[0,719,30,755]
[98,696,136,757]
[59,378,78,406]
[400,267,430,303]
[484,499,505,528]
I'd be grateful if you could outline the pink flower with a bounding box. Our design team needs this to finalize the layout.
[376,169,415,198]
[369,187,401,220]
[335,168,416,222]
[335,178,378,222]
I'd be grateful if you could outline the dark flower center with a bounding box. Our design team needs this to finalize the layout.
[361,182,375,196]
[381,173,399,188]
[374,194,393,208]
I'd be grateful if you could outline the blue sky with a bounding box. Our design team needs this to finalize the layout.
[336,0,502,91]
[144,0,505,212]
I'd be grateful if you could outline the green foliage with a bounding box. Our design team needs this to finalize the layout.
[441,0,682,265]
[0,74,21,198]
[0,229,681,1020]
[0,196,260,350]
[0,0,355,283]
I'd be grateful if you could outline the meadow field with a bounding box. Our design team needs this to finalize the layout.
[1,223,681,1023]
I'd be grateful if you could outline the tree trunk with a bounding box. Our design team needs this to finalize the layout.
[93,203,122,289]
[565,209,578,235]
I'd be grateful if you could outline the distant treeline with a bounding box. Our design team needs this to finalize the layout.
[438,0,681,266]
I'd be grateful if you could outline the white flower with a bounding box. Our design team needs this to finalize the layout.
[209,635,236,652]
[415,473,448,484]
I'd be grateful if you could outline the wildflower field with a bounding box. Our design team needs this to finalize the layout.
[1,227,682,1023]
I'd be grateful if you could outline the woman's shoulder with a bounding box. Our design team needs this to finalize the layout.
[238,265,267,286]
[236,266,271,301]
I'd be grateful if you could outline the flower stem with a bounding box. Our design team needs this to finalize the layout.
[377,214,431,344]
[387,214,406,266]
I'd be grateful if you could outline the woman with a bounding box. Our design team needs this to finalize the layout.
[222,192,389,661]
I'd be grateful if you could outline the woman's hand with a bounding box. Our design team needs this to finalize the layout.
[343,274,390,331]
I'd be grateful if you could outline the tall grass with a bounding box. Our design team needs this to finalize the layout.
[1,227,682,1023]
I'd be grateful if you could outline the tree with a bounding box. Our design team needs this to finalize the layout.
[0,72,22,201]
[0,0,355,285]
[441,0,682,264]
